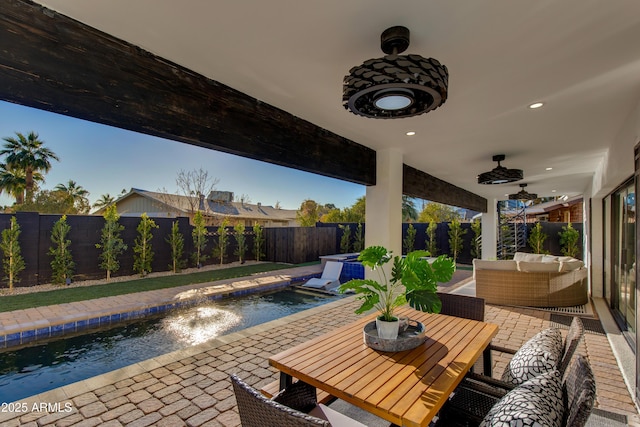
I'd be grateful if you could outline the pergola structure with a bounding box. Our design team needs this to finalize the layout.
[2,0,640,401]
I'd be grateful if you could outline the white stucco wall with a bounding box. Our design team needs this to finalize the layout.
[588,96,640,297]
[365,148,403,254]
[591,98,640,198]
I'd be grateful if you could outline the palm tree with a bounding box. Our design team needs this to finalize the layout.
[55,180,90,212]
[93,193,116,210]
[402,195,418,222]
[1,131,59,203]
[0,162,44,205]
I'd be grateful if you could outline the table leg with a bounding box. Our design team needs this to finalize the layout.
[279,372,293,391]
[483,346,493,376]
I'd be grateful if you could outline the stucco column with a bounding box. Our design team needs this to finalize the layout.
[589,197,604,298]
[365,148,403,255]
[481,199,498,259]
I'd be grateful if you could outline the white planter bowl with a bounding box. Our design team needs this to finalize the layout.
[375,317,400,340]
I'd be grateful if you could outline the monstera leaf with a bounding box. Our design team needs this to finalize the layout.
[339,246,456,320]
[406,289,442,313]
[337,278,383,314]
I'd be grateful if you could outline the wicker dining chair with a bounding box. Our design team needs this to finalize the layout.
[559,316,585,374]
[231,374,330,427]
[438,292,485,321]
[434,354,596,427]
[463,316,585,390]
[231,374,368,427]
[440,317,587,426]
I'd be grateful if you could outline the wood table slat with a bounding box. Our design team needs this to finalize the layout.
[357,316,466,404]
[402,325,498,425]
[383,322,485,419]
[374,320,481,413]
[271,315,372,363]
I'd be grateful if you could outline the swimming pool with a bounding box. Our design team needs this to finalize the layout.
[0,288,341,403]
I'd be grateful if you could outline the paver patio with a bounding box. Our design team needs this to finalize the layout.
[0,269,638,426]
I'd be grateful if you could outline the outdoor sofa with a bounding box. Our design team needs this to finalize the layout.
[473,252,588,307]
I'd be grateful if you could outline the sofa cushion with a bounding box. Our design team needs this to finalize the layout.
[517,261,560,272]
[473,259,518,271]
[558,256,577,262]
[542,255,560,263]
[501,328,563,385]
[480,369,564,427]
[559,260,584,272]
[513,252,545,262]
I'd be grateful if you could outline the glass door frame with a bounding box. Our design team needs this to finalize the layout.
[609,177,636,347]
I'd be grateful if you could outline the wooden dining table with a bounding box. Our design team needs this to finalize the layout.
[268,306,499,427]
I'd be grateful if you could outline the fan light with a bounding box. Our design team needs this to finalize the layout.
[478,155,523,185]
[374,90,414,110]
[343,26,448,119]
[509,183,537,200]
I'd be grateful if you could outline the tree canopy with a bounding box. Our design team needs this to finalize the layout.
[296,199,321,226]
[55,180,90,213]
[418,202,462,223]
[320,196,365,223]
[0,131,59,204]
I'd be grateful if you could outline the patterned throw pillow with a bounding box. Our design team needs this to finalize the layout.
[501,328,563,385]
[480,369,564,427]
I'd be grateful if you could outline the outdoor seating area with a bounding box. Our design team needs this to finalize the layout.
[473,252,588,307]
[268,305,498,427]
[259,297,604,426]
[438,317,589,425]
[436,354,596,426]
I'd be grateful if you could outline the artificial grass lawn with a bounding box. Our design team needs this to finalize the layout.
[0,263,300,313]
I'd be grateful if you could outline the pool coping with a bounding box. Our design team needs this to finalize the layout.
[0,266,323,350]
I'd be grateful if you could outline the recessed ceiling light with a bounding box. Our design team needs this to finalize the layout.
[529,102,544,109]
[406,131,416,136]
[552,190,557,193]
[546,167,553,171]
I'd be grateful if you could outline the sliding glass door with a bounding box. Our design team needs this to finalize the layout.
[612,180,636,339]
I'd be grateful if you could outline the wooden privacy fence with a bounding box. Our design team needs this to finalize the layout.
[0,212,582,288]
[0,213,337,288]
[264,227,336,265]
[322,221,583,265]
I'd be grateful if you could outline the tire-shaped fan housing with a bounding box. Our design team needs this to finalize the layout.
[343,54,448,119]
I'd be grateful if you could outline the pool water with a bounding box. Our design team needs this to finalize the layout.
[0,288,340,403]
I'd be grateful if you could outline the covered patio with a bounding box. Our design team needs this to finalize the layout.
[2,0,640,424]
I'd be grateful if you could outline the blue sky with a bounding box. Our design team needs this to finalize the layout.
[0,101,365,210]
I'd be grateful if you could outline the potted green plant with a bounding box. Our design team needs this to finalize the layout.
[338,245,455,340]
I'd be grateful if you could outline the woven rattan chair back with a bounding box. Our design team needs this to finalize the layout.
[438,292,487,373]
[231,374,330,427]
[563,354,596,427]
[559,316,584,375]
[438,292,485,321]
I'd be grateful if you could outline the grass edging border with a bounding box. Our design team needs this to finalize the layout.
[0,263,295,313]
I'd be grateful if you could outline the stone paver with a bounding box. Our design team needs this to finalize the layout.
[0,267,637,426]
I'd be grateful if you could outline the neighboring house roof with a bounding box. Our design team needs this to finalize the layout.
[96,188,298,222]
[499,195,583,216]
[523,195,583,215]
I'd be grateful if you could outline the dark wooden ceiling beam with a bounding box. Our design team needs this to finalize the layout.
[0,0,376,186]
[0,0,487,212]
[403,165,487,212]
